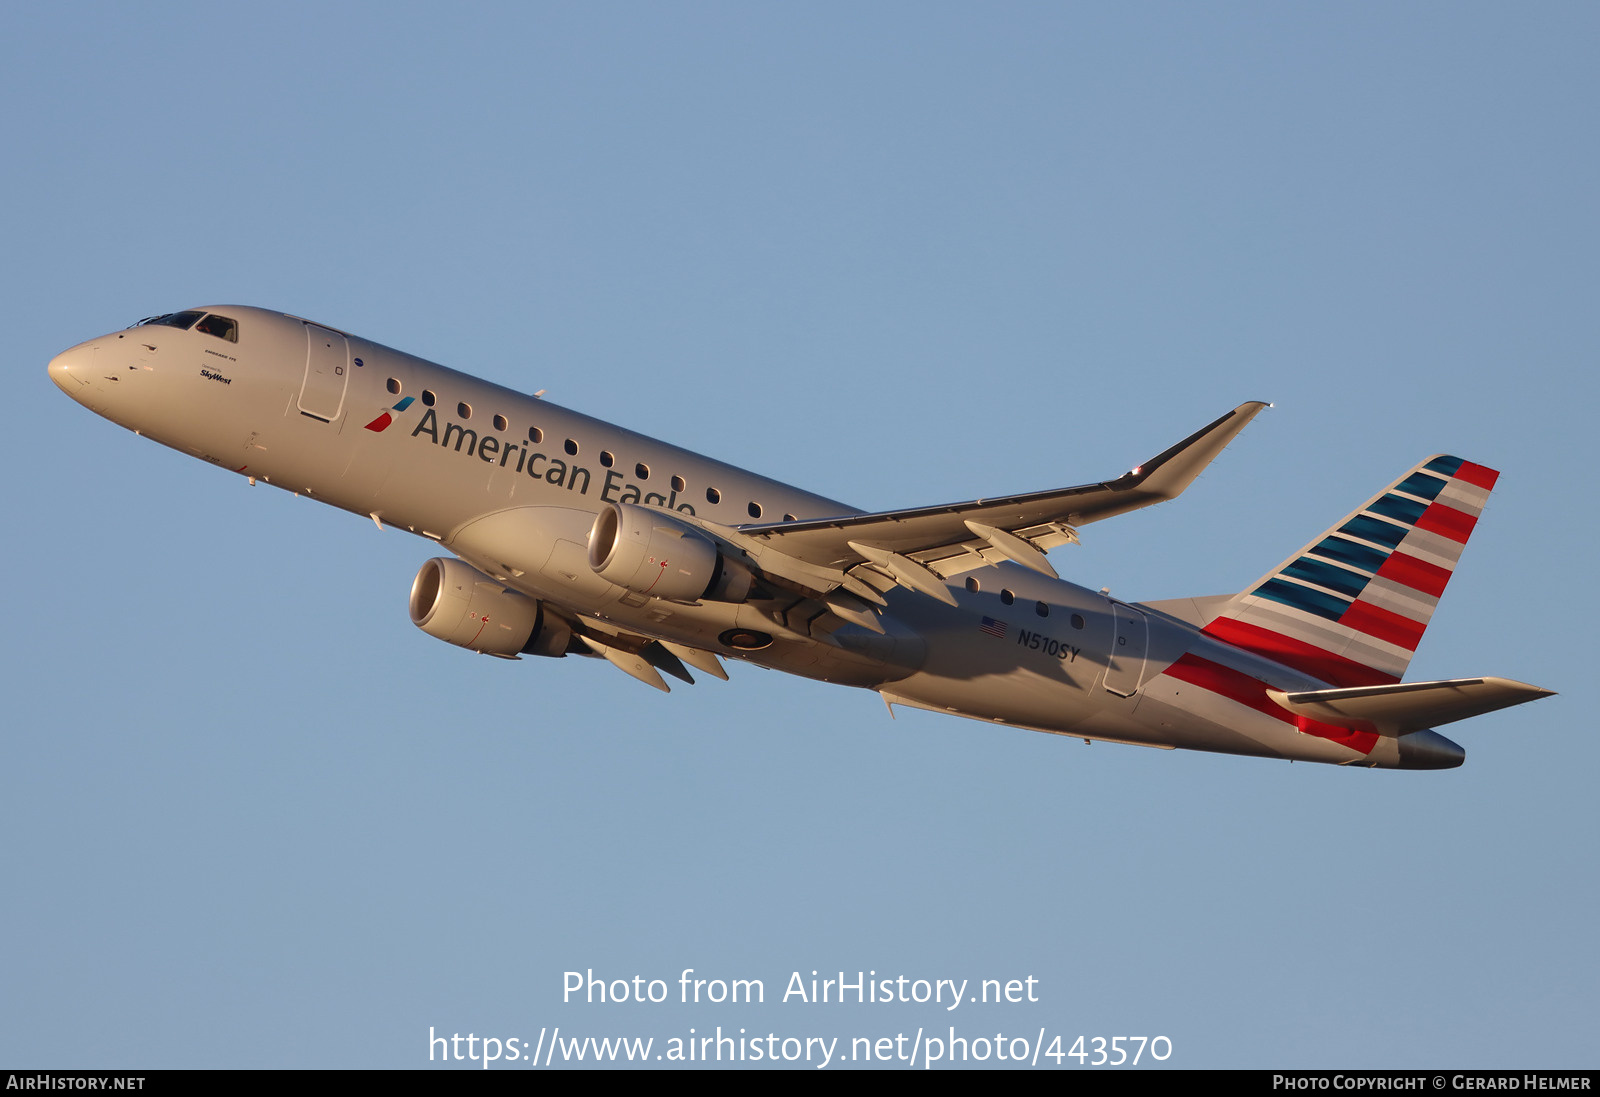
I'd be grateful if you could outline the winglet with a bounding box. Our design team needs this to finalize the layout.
[1124,401,1269,505]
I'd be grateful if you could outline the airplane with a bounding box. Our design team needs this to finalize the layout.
[47,305,1553,769]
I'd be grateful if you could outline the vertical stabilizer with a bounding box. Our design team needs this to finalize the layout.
[1204,456,1498,687]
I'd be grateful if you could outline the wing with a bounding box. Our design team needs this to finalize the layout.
[703,402,1267,600]
[468,402,1266,689]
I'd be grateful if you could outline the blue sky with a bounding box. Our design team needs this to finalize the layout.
[3,2,1594,1069]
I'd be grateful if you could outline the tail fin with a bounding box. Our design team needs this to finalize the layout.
[1204,456,1499,687]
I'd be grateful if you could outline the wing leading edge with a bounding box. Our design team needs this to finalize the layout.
[732,401,1268,578]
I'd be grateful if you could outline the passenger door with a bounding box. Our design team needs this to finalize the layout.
[297,323,350,422]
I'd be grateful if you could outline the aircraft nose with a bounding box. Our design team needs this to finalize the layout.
[48,343,96,396]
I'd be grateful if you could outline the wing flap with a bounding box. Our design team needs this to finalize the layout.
[579,635,672,692]
[570,618,731,689]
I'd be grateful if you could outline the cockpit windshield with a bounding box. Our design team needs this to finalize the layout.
[134,310,239,343]
[140,310,204,330]
[195,314,238,342]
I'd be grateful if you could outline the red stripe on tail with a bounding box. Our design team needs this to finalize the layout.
[1162,653,1378,754]
[1201,618,1399,688]
[1338,600,1426,651]
[1455,461,1499,490]
[1415,502,1478,543]
[1375,551,1452,598]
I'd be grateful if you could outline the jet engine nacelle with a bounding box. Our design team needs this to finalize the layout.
[587,502,753,603]
[409,557,569,657]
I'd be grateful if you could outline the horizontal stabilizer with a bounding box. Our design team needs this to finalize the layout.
[1266,677,1554,737]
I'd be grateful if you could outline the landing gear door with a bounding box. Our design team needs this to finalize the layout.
[298,323,350,422]
[1104,603,1148,697]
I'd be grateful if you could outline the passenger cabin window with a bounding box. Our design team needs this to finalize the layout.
[706,487,721,504]
[528,426,543,444]
[194,314,238,342]
[421,390,436,406]
[966,577,980,592]
[1001,590,1015,606]
[564,439,578,456]
[387,378,401,395]
[458,402,472,419]
[748,501,763,518]
[671,475,686,493]
[1035,601,1049,617]
[493,414,508,432]
[599,451,614,468]
[635,462,650,480]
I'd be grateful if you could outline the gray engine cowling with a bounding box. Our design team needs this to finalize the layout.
[408,557,569,657]
[587,502,752,603]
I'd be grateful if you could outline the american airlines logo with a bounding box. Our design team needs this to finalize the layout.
[364,396,414,432]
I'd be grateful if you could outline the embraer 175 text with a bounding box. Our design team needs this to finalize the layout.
[49,307,1553,769]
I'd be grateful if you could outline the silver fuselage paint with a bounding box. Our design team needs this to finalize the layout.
[48,306,1461,768]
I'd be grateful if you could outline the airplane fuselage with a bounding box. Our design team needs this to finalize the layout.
[48,306,1505,768]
